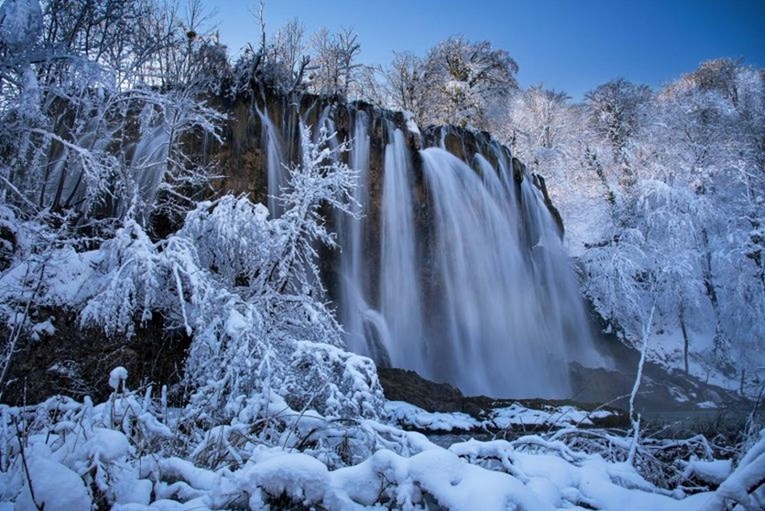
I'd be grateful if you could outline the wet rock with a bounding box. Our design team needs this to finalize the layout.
[377,367,465,413]
[377,367,629,429]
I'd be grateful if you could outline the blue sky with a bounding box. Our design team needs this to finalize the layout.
[204,0,765,100]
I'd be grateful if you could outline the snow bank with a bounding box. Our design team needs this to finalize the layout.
[701,429,765,510]
[385,400,617,432]
[3,389,760,510]
[492,403,608,428]
[385,401,482,431]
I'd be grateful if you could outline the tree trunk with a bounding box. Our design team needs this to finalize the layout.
[701,229,718,307]
[700,228,728,364]
[680,307,690,374]
[740,368,746,397]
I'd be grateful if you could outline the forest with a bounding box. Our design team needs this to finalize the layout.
[1,0,764,509]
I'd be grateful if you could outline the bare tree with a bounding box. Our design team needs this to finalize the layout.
[382,51,431,123]
[264,18,312,92]
[308,26,361,98]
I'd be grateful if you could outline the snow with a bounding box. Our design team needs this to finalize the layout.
[0,0,42,49]
[13,455,91,511]
[86,427,132,462]
[403,111,420,135]
[385,401,481,431]
[109,366,129,391]
[30,319,54,341]
[698,429,765,509]
[407,448,553,511]
[236,452,330,506]
[683,458,732,485]
[450,439,716,510]
[385,400,617,433]
[0,247,98,312]
[158,458,218,492]
[223,309,249,339]
[1,389,762,510]
[490,403,614,429]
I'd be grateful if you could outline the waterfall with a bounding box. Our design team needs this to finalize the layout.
[419,148,570,396]
[256,102,602,399]
[337,110,376,358]
[519,177,603,370]
[257,108,286,217]
[130,122,170,221]
[379,126,426,370]
[38,104,171,223]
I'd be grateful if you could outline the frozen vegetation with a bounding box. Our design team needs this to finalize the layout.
[3,374,765,510]
[1,0,764,509]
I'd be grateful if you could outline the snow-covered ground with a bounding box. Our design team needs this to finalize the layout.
[2,379,763,510]
[386,401,618,432]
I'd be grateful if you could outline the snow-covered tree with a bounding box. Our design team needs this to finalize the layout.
[0,0,223,229]
[422,35,518,129]
[498,86,576,177]
[235,12,313,95]
[572,60,765,387]
[308,27,361,98]
[379,51,431,124]
[585,78,652,168]
[80,123,382,426]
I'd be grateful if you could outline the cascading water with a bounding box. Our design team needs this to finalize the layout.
[519,176,602,367]
[257,108,286,217]
[419,148,570,396]
[130,122,170,222]
[337,110,378,359]
[257,102,602,398]
[378,126,426,370]
[39,105,171,223]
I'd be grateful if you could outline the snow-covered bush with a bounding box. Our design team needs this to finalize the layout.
[0,368,172,510]
[0,0,229,400]
[79,124,382,432]
[3,374,763,510]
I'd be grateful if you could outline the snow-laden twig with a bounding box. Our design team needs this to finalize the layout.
[627,303,655,466]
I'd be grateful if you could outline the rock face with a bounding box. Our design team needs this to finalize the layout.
[378,368,466,413]
[211,87,604,400]
[211,87,564,279]
[1,312,191,405]
[213,89,554,232]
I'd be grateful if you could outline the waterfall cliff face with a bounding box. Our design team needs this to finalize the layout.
[218,91,602,398]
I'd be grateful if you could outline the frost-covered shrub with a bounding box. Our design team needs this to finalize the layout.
[0,369,172,509]
[285,342,384,420]
[2,368,763,510]
[80,220,173,337]
[0,206,19,271]
[179,197,276,292]
[80,124,383,431]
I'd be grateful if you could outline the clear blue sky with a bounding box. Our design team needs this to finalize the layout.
[204,0,765,100]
